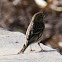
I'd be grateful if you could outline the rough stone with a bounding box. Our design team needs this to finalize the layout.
[0,28,62,62]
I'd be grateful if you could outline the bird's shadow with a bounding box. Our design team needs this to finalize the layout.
[36,50,57,53]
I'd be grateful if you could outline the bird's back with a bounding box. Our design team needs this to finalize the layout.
[26,19,45,45]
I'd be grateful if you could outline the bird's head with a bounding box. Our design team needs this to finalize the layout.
[32,12,44,22]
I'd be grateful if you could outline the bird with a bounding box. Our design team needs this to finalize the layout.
[17,12,45,54]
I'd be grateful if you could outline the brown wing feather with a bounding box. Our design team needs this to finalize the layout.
[26,21,45,42]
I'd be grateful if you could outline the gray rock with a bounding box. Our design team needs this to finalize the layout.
[0,28,62,62]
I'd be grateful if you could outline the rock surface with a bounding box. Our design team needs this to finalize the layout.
[0,28,62,62]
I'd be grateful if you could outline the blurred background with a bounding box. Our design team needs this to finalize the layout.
[0,0,62,54]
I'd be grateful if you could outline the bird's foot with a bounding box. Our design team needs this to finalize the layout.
[30,49,35,51]
[39,49,45,52]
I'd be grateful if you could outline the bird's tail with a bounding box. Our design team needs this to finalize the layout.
[17,41,29,54]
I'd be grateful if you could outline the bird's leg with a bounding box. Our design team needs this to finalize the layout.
[30,45,35,51]
[38,43,45,51]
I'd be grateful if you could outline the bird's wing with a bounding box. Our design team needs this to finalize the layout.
[26,21,44,41]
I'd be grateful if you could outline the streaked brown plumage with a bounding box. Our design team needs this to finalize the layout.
[18,12,45,54]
